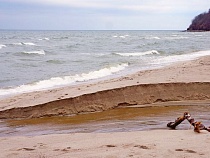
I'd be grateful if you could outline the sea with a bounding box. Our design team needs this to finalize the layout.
[1,30,210,97]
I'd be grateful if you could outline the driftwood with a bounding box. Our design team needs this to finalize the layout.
[167,112,210,133]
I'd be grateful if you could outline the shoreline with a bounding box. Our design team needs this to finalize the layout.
[0,55,210,118]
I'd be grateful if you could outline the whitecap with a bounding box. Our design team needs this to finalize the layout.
[115,50,159,57]
[22,50,45,55]
[151,36,160,40]
[23,42,36,46]
[154,50,210,65]
[0,44,6,49]
[13,43,23,46]
[112,36,118,38]
[38,38,50,41]
[119,36,126,38]
[0,63,129,96]
[146,36,160,40]
[165,36,189,40]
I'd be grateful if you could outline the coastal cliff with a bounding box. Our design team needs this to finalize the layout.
[187,9,210,31]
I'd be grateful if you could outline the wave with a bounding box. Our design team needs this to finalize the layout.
[38,38,50,41]
[112,35,129,38]
[22,50,46,55]
[154,50,210,65]
[115,50,159,57]
[12,42,36,46]
[146,36,160,40]
[0,44,6,49]
[0,63,129,96]
[23,42,36,46]
[46,60,64,64]
[165,36,189,40]
[13,43,23,46]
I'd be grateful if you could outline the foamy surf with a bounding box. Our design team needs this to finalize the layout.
[22,50,46,55]
[146,36,160,40]
[116,50,159,57]
[23,42,36,46]
[0,44,6,49]
[0,63,128,96]
[112,35,129,38]
[154,50,210,65]
[165,36,189,40]
[12,42,36,46]
[38,38,50,41]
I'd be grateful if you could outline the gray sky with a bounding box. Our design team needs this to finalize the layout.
[0,0,210,30]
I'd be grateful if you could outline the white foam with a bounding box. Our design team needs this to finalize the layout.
[13,43,23,46]
[0,63,128,96]
[23,42,36,46]
[38,38,50,41]
[113,35,129,38]
[0,44,6,49]
[151,36,160,40]
[119,36,126,38]
[154,50,210,65]
[116,50,159,57]
[23,50,45,55]
[165,36,189,40]
[145,36,160,40]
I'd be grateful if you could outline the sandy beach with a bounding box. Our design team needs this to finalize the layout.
[0,56,210,157]
[1,130,210,158]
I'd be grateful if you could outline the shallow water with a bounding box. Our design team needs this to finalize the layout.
[0,102,210,137]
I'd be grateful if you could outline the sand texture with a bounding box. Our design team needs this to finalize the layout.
[1,130,210,158]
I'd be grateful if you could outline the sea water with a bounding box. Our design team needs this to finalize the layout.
[0,30,210,97]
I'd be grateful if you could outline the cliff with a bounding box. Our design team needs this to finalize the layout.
[187,9,210,31]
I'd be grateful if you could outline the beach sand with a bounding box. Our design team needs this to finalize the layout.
[0,56,210,157]
[1,130,210,158]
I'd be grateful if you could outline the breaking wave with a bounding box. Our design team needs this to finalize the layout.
[0,44,6,49]
[38,38,50,41]
[22,50,46,55]
[112,35,129,38]
[115,50,159,57]
[165,36,189,40]
[154,50,210,65]
[13,42,36,46]
[0,63,129,96]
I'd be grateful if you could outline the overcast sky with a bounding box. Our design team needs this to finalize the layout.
[0,0,210,30]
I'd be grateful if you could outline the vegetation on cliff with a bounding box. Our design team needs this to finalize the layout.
[187,9,210,31]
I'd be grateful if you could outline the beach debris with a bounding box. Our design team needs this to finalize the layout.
[167,112,210,133]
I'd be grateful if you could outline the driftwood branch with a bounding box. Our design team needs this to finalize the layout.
[167,112,210,133]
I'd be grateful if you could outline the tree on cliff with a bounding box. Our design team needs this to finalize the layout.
[187,9,210,31]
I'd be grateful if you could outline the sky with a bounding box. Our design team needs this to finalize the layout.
[0,0,210,30]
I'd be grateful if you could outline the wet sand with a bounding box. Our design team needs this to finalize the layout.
[1,100,210,137]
